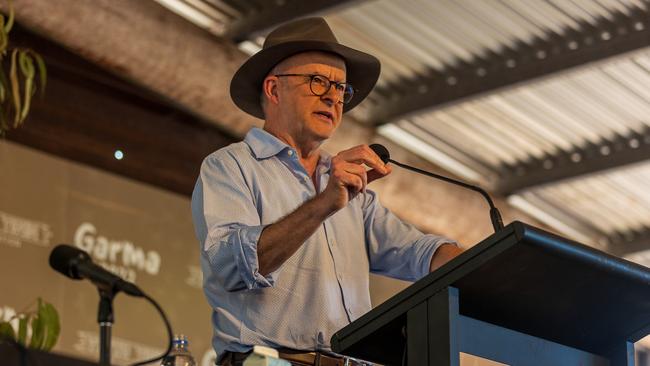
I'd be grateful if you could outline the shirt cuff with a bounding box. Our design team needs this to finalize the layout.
[230,225,279,289]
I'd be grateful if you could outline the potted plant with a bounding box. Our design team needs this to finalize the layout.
[0,298,60,351]
[0,0,46,136]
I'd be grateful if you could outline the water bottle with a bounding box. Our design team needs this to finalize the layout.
[161,334,197,366]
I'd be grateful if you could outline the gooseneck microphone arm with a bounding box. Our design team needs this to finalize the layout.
[369,144,504,233]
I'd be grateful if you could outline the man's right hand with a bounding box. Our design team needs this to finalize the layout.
[320,144,392,211]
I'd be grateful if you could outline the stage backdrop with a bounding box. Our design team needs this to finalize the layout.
[0,141,216,365]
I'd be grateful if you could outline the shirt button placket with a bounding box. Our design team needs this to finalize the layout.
[287,149,308,186]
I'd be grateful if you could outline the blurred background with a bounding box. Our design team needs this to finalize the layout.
[1,0,649,365]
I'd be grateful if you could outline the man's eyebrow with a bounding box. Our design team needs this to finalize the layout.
[310,72,347,83]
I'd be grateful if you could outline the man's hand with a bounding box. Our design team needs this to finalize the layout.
[430,244,464,272]
[259,145,391,276]
[320,145,392,211]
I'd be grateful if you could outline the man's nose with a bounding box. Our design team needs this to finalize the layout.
[320,86,339,106]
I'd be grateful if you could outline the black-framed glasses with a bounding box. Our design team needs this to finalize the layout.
[274,73,355,104]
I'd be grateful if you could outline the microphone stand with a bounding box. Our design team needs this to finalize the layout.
[49,244,175,366]
[97,287,116,366]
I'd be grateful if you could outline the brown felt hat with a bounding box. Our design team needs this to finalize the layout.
[230,17,381,119]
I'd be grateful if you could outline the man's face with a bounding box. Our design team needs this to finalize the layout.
[273,52,347,144]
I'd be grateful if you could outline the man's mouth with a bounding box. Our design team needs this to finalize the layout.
[314,111,334,123]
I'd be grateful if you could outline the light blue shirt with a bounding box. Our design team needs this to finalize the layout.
[191,127,455,357]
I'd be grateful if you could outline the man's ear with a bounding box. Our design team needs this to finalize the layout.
[262,76,280,105]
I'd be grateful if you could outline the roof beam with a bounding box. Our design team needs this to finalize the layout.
[494,127,650,195]
[367,6,650,124]
[2,0,260,138]
[225,0,364,42]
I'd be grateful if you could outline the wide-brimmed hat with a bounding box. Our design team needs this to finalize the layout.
[230,17,381,119]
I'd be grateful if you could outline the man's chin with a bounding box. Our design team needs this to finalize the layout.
[315,125,338,139]
[308,120,338,138]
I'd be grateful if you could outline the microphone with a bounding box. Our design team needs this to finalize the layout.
[49,244,144,297]
[369,143,504,233]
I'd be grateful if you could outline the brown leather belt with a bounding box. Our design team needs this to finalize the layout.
[221,349,372,366]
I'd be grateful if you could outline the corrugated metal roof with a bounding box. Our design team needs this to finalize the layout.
[328,0,650,253]
[512,161,650,240]
[328,0,647,85]
[384,48,650,176]
[374,45,650,249]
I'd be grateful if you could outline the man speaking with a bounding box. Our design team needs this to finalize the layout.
[191,17,463,366]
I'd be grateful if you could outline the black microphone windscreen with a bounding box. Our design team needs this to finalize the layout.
[49,244,90,280]
[369,143,390,164]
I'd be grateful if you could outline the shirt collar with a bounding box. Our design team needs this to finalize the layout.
[244,127,333,172]
[316,150,332,172]
[244,127,291,159]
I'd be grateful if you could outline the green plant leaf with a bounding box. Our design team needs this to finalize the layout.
[17,314,28,346]
[0,104,7,134]
[19,50,34,78]
[30,51,46,96]
[18,50,34,121]
[22,75,33,121]
[9,48,21,127]
[29,317,43,348]
[28,299,44,349]
[0,320,16,341]
[4,0,14,34]
[0,65,9,134]
[0,77,5,103]
[0,65,8,103]
[41,302,60,351]
[0,15,7,55]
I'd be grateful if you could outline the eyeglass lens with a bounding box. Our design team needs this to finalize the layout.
[310,75,354,103]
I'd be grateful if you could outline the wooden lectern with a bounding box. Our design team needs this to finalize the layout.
[331,221,650,366]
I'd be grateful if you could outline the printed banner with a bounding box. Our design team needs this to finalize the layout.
[0,141,215,365]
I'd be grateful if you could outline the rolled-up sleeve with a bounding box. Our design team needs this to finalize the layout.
[191,152,279,291]
[362,190,457,281]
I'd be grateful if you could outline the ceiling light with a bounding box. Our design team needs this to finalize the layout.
[114,150,124,160]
